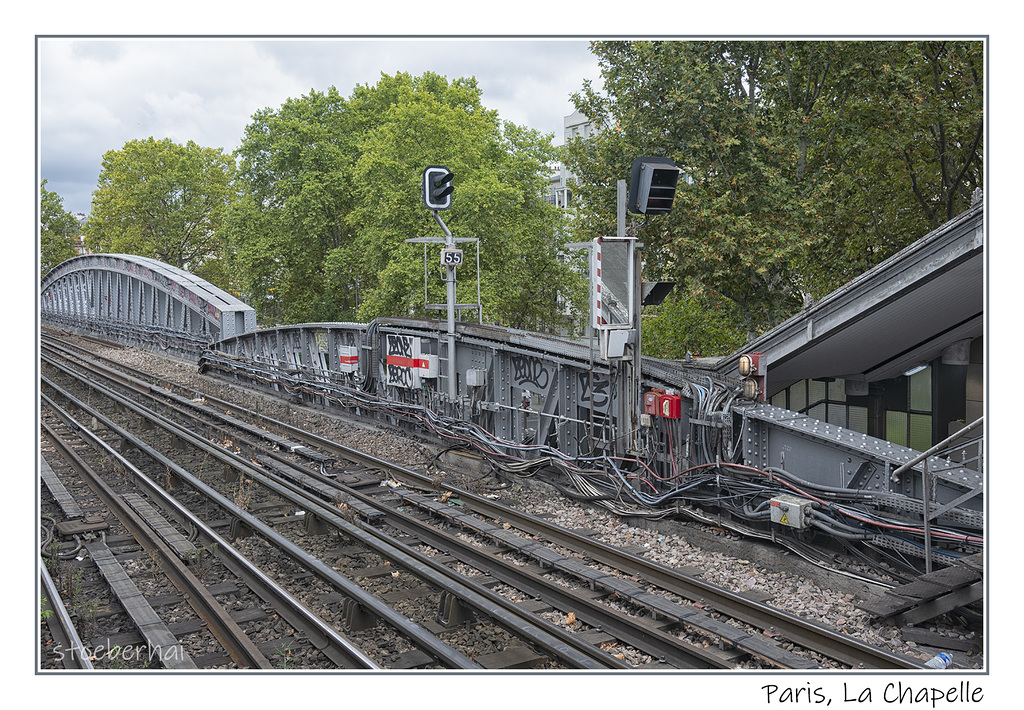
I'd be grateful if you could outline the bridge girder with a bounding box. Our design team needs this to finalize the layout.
[40,254,256,358]
[39,255,983,569]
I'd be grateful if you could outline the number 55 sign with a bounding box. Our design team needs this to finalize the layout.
[441,249,463,267]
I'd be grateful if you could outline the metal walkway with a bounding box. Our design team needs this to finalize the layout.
[84,539,197,669]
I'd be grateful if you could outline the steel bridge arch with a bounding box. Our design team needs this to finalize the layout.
[40,253,256,359]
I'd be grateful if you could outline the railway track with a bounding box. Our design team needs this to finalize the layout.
[42,418,265,669]
[38,333,927,670]
[41,395,377,669]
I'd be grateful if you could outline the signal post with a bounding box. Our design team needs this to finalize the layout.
[409,166,480,402]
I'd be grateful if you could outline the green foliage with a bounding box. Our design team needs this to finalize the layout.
[641,281,747,359]
[40,180,80,278]
[798,41,984,295]
[85,137,238,286]
[566,40,983,352]
[229,72,585,330]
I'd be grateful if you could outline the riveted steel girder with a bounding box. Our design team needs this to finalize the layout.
[40,254,256,356]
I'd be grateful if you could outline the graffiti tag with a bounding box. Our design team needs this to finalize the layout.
[512,355,550,391]
[386,364,415,388]
[388,334,414,358]
[578,371,610,411]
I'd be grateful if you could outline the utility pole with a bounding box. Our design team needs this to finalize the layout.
[617,179,639,456]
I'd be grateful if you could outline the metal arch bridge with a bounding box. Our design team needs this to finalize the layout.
[40,253,257,359]
[39,252,983,574]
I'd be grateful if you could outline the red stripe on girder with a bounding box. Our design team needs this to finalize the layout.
[387,355,430,369]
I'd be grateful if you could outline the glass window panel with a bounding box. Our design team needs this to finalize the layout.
[828,406,847,429]
[909,413,932,452]
[886,411,908,447]
[829,378,846,402]
[809,403,827,422]
[809,379,826,405]
[910,367,932,411]
[791,380,807,412]
[771,390,788,409]
[848,406,868,434]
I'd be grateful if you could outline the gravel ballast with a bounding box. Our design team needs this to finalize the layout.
[76,338,984,671]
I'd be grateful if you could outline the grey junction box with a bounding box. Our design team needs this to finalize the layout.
[769,494,813,529]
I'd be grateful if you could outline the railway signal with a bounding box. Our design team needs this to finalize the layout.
[423,166,454,211]
[627,157,682,215]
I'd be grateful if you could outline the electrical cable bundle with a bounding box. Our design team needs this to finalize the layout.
[198,351,983,578]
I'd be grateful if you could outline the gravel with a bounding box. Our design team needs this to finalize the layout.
[84,338,985,670]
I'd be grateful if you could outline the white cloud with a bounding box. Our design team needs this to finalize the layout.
[38,37,601,215]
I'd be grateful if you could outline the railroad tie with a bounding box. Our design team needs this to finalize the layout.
[858,558,984,625]
[40,456,85,519]
[254,454,382,521]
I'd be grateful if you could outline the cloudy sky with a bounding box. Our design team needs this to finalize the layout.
[38,37,602,216]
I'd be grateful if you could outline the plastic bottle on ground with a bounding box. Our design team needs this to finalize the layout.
[924,652,952,669]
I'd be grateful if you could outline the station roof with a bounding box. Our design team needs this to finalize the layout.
[714,197,985,393]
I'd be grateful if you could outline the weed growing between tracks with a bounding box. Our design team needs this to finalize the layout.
[233,476,256,510]
[183,544,219,583]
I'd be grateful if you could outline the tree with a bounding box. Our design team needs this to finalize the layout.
[230,86,354,323]
[801,41,984,292]
[40,180,80,278]
[566,40,983,353]
[230,72,585,330]
[84,137,238,287]
[641,281,747,359]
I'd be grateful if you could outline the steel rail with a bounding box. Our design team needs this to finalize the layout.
[41,391,380,670]
[40,358,620,670]
[40,558,95,670]
[40,373,477,670]
[40,414,273,669]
